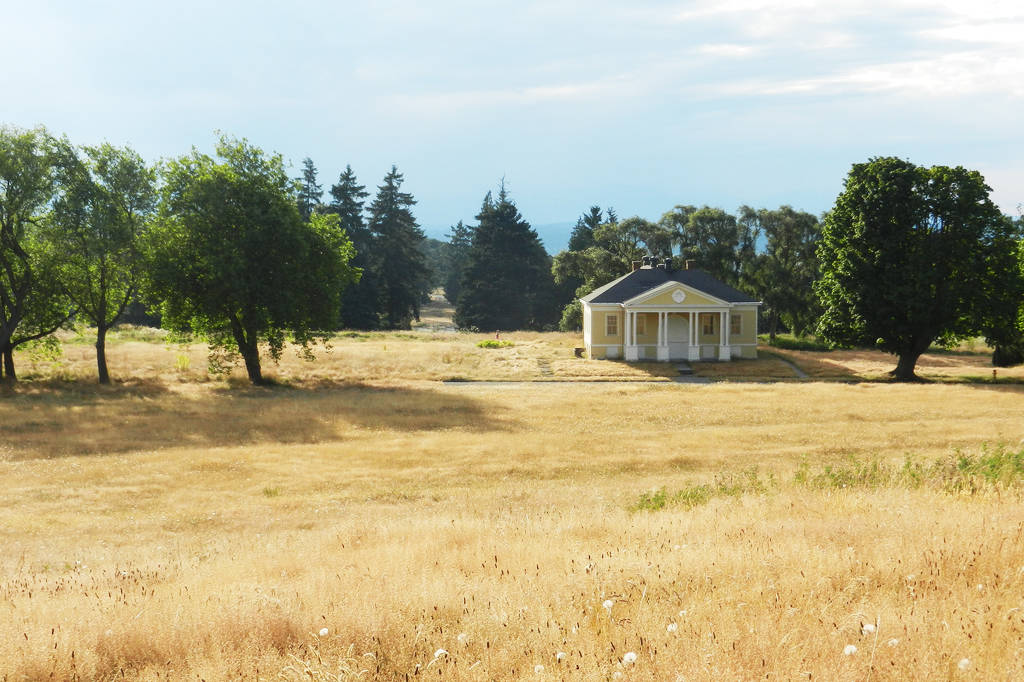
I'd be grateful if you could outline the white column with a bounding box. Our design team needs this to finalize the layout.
[688,310,699,361]
[625,308,639,361]
[657,311,669,361]
[719,309,731,361]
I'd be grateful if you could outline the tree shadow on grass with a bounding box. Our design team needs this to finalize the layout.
[0,381,507,461]
[755,349,861,380]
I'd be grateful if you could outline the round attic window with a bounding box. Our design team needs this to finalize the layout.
[672,289,686,303]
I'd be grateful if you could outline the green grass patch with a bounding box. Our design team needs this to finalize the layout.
[636,468,772,511]
[795,446,1024,493]
[759,333,831,352]
[476,340,514,349]
[639,446,1024,511]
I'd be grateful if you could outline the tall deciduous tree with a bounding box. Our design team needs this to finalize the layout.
[49,142,156,383]
[552,215,669,331]
[674,206,743,285]
[815,157,1019,380]
[740,205,821,340]
[145,136,358,384]
[296,157,323,221]
[325,165,378,329]
[986,222,1024,367]
[367,166,429,329]
[0,126,70,383]
[455,187,559,331]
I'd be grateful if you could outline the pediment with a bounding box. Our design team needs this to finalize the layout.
[623,280,728,307]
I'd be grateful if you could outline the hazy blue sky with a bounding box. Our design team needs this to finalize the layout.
[4,0,1021,247]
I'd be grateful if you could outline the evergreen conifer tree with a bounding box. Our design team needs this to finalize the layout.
[443,220,473,305]
[296,157,322,221]
[567,205,602,251]
[454,186,559,331]
[367,166,429,329]
[326,165,378,329]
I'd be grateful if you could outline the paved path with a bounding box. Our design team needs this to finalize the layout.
[774,355,809,378]
[442,378,711,386]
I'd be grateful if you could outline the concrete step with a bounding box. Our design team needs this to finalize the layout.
[676,362,694,375]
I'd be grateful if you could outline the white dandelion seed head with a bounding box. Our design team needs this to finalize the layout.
[887,638,900,647]
[434,648,448,659]
[678,609,687,617]
[958,658,971,671]
[457,633,468,644]
[613,672,623,679]
[862,623,876,635]
[556,651,566,662]
[603,599,614,610]
[623,651,638,664]
[667,622,678,633]
[318,627,329,637]
[534,664,545,674]
[843,644,858,656]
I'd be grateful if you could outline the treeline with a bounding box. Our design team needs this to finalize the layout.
[549,204,821,341]
[3,123,1023,386]
[0,127,416,386]
[546,160,1024,378]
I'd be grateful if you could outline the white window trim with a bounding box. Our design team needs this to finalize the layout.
[605,314,619,337]
[730,313,742,336]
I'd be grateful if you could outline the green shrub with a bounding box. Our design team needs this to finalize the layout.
[476,340,514,349]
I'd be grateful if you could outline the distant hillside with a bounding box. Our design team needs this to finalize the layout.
[421,221,574,255]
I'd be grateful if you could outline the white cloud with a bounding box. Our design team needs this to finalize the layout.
[920,20,1024,44]
[385,75,635,116]
[706,49,1024,99]
[694,43,757,58]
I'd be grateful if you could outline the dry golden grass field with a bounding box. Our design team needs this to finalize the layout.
[3,309,1024,680]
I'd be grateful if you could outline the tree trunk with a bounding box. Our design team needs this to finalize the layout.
[892,339,932,380]
[230,314,265,385]
[96,324,110,384]
[892,352,921,381]
[892,335,934,381]
[1,344,15,383]
[768,310,779,342]
[241,346,264,385]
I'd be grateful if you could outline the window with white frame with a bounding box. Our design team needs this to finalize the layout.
[605,313,618,337]
[730,314,742,336]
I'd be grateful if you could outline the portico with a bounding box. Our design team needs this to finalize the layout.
[622,308,734,362]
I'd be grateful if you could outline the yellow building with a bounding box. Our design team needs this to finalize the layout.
[580,257,761,362]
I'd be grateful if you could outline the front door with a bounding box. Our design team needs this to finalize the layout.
[667,314,689,361]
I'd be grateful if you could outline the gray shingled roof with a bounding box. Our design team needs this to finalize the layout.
[580,267,759,304]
